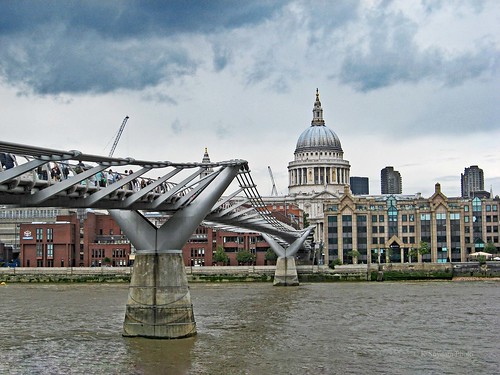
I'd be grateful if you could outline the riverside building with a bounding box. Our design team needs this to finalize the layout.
[324,183,499,265]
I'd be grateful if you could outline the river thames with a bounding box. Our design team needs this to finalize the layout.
[0,281,498,374]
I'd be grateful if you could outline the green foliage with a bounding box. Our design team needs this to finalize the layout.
[236,250,256,265]
[408,247,418,261]
[213,246,229,264]
[418,241,430,255]
[303,212,310,228]
[264,248,277,261]
[348,249,360,258]
[484,241,496,254]
[478,255,487,265]
[329,258,342,269]
[103,257,111,264]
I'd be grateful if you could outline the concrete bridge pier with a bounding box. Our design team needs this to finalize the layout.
[109,165,241,339]
[123,249,195,338]
[262,226,314,286]
[273,256,299,286]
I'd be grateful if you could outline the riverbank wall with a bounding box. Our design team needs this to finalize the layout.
[1,262,499,283]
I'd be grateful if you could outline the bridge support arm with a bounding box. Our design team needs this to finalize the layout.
[109,164,242,339]
[262,226,314,286]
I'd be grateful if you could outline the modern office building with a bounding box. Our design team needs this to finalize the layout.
[324,183,499,265]
[381,166,402,194]
[461,165,485,198]
[350,177,369,195]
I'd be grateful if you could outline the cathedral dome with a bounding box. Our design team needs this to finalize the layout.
[294,89,343,154]
[295,125,342,153]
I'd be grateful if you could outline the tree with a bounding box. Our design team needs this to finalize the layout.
[347,249,360,264]
[408,247,418,263]
[264,248,277,264]
[484,241,496,254]
[303,212,310,228]
[213,246,229,265]
[329,258,342,269]
[418,241,430,262]
[236,250,256,265]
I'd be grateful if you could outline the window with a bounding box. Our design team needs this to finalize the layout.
[36,228,43,241]
[409,214,415,222]
[379,215,385,222]
[402,214,407,222]
[46,228,53,241]
[372,216,377,223]
[47,244,53,258]
[36,244,43,257]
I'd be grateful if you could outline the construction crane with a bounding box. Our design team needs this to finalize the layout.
[108,116,129,157]
[268,166,278,196]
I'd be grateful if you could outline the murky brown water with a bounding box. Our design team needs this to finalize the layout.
[0,281,498,374]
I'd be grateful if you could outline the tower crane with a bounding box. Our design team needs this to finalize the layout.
[108,116,129,157]
[268,166,278,196]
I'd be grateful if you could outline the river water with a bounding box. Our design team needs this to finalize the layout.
[0,281,498,375]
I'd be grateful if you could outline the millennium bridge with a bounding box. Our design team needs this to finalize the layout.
[0,141,313,339]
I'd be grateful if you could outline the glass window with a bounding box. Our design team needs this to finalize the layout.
[402,214,407,222]
[379,215,384,222]
[36,244,43,257]
[47,244,53,258]
[46,228,53,241]
[372,216,377,223]
[409,214,415,222]
[464,216,469,223]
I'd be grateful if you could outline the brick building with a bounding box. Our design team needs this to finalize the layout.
[20,211,132,267]
[20,215,79,267]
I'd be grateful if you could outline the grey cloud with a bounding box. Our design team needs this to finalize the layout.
[0,29,197,95]
[0,1,287,38]
[212,45,231,72]
[171,119,182,135]
[0,1,288,95]
[338,9,498,91]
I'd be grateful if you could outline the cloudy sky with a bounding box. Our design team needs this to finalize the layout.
[1,0,498,198]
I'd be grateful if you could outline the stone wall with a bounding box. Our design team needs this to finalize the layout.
[1,262,499,283]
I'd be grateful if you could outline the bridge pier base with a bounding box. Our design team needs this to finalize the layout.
[273,256,299,286]
[123,251,196,339]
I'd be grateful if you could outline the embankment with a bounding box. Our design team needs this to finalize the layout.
[1,262,499,283]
